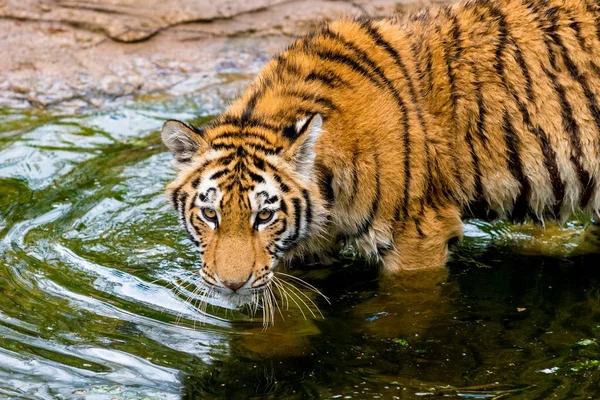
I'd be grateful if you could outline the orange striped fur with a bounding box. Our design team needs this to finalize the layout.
[162,0,600,307]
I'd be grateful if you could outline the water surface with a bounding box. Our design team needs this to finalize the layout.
[1,83,600,399]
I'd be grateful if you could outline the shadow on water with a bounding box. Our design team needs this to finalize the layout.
[1,96,600,399]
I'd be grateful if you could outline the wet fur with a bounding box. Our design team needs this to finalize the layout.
[164,0,600,281]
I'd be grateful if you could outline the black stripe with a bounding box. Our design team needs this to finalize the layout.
[191,177,202,189]
[171,186,181,213]
[279,198,288,215]
[190,216,204,237]
[393,89,412,223]
[266,195,278,204]
[281,87,338,111]
[492,11,508,77]
[502,111,531,222]
[315,162,335,208]
[347,142,360,206]
[536,126,566,217]
[240,76,271,127]
[241,93,260,124]
[215,114,280,132]
[211,131,277,144]
[466,109,484,201]
[211,141,282,155]
[346,148,381,239]
[443,14,464,112]
[308,48,386,89]
[569,20,589,51]
[282,124,297,141]
[248,171,265,184]
[282,198,303,249]
[274,218,288,236]
[474,80,489,145]
[414,217,425,238]
[302,189,313,228]
[306,70,351,88]
[178,192,200,247]
[422,42,435,97]
[509,50,566,215]
[281,115,315,143]
[511,39,535,103]
[275,53,301,76]
[250,157,264,171]
[209,169,230,180]
[272,173,291,193]
[590,60,600,78]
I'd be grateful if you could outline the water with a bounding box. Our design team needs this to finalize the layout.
[1,80,600,399]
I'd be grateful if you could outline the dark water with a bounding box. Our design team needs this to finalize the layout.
[1,86,600,399]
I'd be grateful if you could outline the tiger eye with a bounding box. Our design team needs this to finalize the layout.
[256,210,273,222]
[201,208,217,221]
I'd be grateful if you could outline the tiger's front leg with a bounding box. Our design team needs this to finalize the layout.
[382,204,463,273]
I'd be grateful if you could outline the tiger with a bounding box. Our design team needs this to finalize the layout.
[161,0,600,311]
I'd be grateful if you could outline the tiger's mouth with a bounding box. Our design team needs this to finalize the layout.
[198,274,272,308]
[217,287,267,307]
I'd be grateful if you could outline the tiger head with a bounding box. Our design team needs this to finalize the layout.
[161,114,327,306]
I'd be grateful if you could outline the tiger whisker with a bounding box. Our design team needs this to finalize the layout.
[173,279,197,324]
[189,284,205,329]
[172,276,200,324]
[261,290,268,329]
[270,284,285,323]
[271,278,290,311]
[273,277,307,320]
[274,272,330,304]
[266,286,275,327]
[274,278,316,319]
[267,284,281,324]
[265,289,272,328]
[276,278,322,319]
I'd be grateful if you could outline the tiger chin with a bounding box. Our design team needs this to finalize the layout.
[162,0,600,312]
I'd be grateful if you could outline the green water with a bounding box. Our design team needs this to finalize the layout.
[1,90,600,399]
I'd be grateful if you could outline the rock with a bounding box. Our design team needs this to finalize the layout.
[0,0,455,110]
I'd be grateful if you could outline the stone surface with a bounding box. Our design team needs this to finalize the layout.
[0,0,452,111]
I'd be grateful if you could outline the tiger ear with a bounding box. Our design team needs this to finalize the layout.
[283,114,323,181]
[161,120,208,169]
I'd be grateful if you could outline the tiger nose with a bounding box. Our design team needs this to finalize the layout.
[222,277,250,291]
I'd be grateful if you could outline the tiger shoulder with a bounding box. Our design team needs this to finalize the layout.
[161,0,600,289]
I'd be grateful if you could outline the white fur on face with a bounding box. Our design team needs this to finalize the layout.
[195,170,224,229]
[249,176,281,231]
